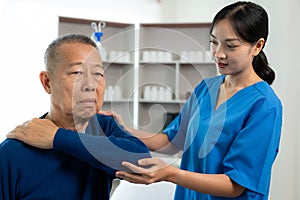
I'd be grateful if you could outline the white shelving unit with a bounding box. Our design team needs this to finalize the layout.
[58,17,217,132]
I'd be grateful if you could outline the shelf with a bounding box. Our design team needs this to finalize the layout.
[104,99,134,103]
[141,22,211,28]
[139,99,186,104]
[179,61,215,65]
[139,61,177,64]
[139,60,215,66]
[103,61,134,65]
[59,17,216,131]
[59,16,132,28]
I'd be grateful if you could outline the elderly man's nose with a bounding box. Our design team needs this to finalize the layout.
[82,74,97,91]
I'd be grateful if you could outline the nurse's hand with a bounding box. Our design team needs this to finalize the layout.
[7,118,58,149]
[116,157,179,185]
[99,110,127,129]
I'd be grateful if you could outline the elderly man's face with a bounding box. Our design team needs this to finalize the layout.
[49,42,105,121]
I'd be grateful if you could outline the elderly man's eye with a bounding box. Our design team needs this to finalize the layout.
[94,72,104,77]
[71,71,83,75]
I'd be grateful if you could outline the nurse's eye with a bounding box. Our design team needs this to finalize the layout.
[227,45,237,49]
[209,40,219,45]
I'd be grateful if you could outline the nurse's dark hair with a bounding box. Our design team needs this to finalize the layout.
[210,1,275,85]
[44,33,98,75]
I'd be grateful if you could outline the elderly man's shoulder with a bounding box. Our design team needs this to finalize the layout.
[1,138,25,151]
[0,139,28,165]
[0,138,45,161]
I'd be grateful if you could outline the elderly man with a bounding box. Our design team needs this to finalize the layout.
[1,34,150,200]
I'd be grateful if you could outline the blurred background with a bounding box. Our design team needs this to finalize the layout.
[0,0,299,199]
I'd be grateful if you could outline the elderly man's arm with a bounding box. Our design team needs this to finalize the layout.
[53,116,151,173]
[7,115,151,175]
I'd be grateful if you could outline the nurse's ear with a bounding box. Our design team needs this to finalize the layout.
[252,38,265,56]
[40,71,51,94]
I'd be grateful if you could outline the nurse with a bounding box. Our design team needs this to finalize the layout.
[113,1,282,199]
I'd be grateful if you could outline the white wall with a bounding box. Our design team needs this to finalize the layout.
[0,0,52,141]
[261,0,299,199]
[0,0,299,199]
[161,0,236,22]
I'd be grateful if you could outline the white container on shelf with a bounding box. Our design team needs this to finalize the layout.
[158,86,165,101]
[116,51,123,62]
[121,52,130,62]
[106,85,114,100]
[196,51,204,62]
[164,52,172,62]
[180,51,188,62]
[188,51,196,62]
[143,86,151,100]
[204,50,213,63]
[157,51,164,62]
[149,51,156,62]
[109,50,117,61]
[165,87,173,101]
[151,86,158,101]
[114,86,122,99]
[142,51,150,62]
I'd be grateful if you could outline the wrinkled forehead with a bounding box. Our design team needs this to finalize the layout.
[57,43,102,67]
[67,61,104,72]
[60,42,99,57]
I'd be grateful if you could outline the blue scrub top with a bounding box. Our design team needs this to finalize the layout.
[164,75,282,200]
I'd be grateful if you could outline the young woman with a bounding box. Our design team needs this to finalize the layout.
[113,1,282,199]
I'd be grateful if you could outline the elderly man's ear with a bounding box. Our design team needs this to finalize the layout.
[39,71,51,94]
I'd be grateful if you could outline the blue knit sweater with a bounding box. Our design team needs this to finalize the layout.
[0,114,151,200]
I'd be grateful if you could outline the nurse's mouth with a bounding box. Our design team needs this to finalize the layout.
[217,62,227,68]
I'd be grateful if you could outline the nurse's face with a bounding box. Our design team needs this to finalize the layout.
[210,19,260,76]
[49,42,105,121]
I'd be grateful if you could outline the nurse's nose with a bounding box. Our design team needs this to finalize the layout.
[214,45,226,59]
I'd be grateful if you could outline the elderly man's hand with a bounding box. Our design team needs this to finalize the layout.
[7,118,58,149]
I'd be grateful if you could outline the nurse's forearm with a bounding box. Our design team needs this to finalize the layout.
[126,128,179,154]
[167,167,245,197]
